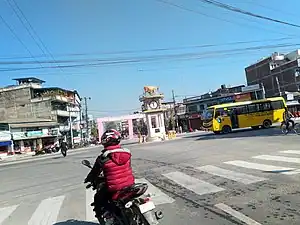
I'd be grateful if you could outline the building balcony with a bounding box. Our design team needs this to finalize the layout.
[51,110,78,118]
[31,95,78,104]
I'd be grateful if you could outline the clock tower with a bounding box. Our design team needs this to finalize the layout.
[139,86,167,142]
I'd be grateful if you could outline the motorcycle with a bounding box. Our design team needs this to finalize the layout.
[81,159,163,225]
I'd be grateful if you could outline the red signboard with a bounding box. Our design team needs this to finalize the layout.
[189,114,201,119]
[234,93,251,102]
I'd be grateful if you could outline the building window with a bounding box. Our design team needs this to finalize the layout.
[151,116,157,128]
[187,105,198,113]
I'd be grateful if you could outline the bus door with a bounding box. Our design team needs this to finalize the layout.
[229,108,239,129]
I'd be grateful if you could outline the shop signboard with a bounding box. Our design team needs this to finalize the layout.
[189,113,201,119]
[218,96,234,104]
[12,132,27,140]
[242,84,260,92]
[234,93,251,102]
[27,130,43,137]
[0,131,11,142]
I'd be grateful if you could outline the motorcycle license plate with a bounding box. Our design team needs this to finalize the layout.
[138,201,156,214]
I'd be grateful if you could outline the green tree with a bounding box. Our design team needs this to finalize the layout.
[91,120,98,138]
[105,121,118,130]
[137,119,147,134]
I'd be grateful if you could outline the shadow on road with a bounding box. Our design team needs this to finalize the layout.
[184,127,286,141]
[54,220,98,225]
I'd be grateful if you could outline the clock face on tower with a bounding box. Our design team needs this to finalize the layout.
[149,100,158,109]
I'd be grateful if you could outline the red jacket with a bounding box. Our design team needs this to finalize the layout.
[88,145,135,198]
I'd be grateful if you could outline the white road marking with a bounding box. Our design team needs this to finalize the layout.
[196,165,267,184]
[224,160,296,172]
[135,178,175,205]
[86,188,97,222]
[215,203,262,225]
[253,155,300,164]
[162,171,224,196]
[0,205,18,224]
[280,150,300,155]
[28,195,65,225]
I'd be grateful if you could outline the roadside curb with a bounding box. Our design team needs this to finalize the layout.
[0,137,184,166]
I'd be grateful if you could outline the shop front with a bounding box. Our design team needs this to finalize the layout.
[12,128,60,153]
[0,131,13,155]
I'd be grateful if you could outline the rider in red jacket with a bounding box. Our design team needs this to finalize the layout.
[84,129,135,216]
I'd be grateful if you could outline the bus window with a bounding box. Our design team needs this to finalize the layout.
[215,108,227,118]
[271,100,284,110]
[258,102,271,111]
[248,104,259,113]
[235,106,248,115]
[202,109,214,120]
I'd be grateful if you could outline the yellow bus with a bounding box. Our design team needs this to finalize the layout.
[202,97,286,134]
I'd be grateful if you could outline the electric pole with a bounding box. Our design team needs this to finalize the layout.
[68,105,74,149]
[79,102,83,145]
[172,90,179,131]
[275,76,282,96]
[84,97,91,142]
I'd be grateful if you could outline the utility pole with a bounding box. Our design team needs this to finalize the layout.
[261,83,266,99]
[84,97,91,143]
[275,76,282,96]
[172,90,179,131]
[79,103,83,145]
[68,105,74,149]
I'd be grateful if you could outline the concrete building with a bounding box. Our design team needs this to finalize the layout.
[183,84,263,130]
[0,77,81,155]
[245,50,300,98]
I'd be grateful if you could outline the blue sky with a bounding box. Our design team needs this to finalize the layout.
[0,0,299,117]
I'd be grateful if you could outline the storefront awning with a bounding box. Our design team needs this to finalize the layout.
[0,141,11,147]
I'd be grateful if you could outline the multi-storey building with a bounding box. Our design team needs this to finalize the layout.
[245,50,300,98]
[183,84,263,130]
[0,77,81,155]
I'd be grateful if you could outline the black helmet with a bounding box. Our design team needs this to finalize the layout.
[101,129,121,147]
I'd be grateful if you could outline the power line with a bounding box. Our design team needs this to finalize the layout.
[0,37,296,60]
[244,0,299,18]
[0,13,44,69]
[155,0,297,37]
[197,0,300,28]
[0,42,299,71]
[6,0,64,73]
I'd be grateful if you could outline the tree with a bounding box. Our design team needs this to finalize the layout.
[167,111,176,130]
[137,119,148,135]
[105,121,118,130]
[91,120,98,138]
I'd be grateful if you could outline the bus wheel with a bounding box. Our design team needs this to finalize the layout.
[262,120,272,129]
[222,125,231,134]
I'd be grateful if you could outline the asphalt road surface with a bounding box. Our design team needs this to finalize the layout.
[1,127,300,225]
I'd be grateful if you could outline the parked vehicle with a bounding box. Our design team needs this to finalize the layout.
[82,159,163,225]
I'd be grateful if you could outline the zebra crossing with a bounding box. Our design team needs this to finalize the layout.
[1,149,300,224]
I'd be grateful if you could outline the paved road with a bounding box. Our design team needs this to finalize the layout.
[1,127,300,225]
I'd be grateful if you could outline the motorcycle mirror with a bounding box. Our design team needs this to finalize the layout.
[81,160,92,168]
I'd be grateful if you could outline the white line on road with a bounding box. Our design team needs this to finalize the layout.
[0,205,18,224]
[196,165,267,184]
[135,178,175,205]
[280,150,300,155]
[215,203,262,225]
[86,188,97,222]
[28,195,65,225]
[224,160,296,172]
[253,155,300,164]
[162,171,224,196]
